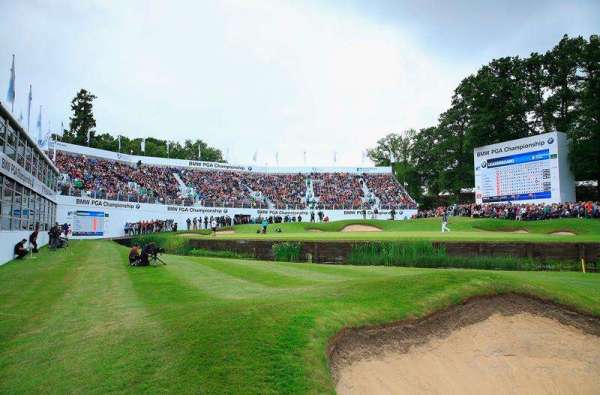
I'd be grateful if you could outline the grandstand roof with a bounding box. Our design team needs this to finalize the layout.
[0,101,59,174]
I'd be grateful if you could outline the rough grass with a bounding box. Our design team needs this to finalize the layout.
[1,240,600,394]
[183,217,600,242]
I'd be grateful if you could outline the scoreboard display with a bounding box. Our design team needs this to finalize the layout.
[474,132,575,204]
[72,210,106,236]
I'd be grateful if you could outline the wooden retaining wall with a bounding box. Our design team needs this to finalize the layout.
[188,239,600,265]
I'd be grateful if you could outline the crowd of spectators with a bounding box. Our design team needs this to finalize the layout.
[363,174,416,209]
[56,152,183,204]
[417,202,600,220]
[185,215,234,230]
[179,169,257,207]
[310,173,365,209]
[54,151,416,210]
[124,219,176,235]
[245,173,306,208]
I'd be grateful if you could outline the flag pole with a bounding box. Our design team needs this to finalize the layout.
[27,85,32,133]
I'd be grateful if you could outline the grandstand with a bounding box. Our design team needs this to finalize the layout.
[52,142,416,211]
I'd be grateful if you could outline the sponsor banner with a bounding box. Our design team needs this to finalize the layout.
[48,141,391,175]
[57,195,417,239]
[0,151,57,202]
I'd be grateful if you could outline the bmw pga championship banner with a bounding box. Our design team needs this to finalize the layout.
[473,132,575,205]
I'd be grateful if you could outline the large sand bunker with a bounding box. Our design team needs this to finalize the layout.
[330,294,600,395]
[341,225,382,232]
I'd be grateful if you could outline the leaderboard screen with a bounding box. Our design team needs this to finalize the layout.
[474,132,575,205]
[72,210,106,236]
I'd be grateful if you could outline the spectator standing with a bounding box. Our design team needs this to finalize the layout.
[29,224,40,253]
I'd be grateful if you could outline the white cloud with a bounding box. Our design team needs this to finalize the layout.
[1,0,466,165]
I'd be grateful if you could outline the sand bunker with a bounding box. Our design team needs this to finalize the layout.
[331,294,600,395]
[341,225,382,232]
[308,229,323,233]
[551,231,576,236]
[216,230,235,235]
[509,229,529,233]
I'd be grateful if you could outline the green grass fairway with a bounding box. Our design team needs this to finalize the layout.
[1,241,600,393]
[184,217,600,242]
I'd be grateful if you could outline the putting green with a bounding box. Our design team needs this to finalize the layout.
[182,217,600,242]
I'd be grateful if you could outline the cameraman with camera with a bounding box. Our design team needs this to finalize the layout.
[131,242,166,266]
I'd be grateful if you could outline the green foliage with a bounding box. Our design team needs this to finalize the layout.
[347,241,583,271]
[130,233,191,255]
[59,90,225,162]
[188,248,253,259]
[368,34,600,200]
[63,89,97,145]
[272,242,302,262]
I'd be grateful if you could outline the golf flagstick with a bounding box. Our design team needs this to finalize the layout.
[28,241,38,260]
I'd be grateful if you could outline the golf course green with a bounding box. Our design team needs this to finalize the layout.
[1,238,599,393]
[183,217,600,242]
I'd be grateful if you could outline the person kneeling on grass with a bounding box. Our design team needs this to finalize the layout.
[14,239,28,260]
[129,244,141,265]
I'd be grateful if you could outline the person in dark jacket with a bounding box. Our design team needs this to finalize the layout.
[14,239,27,259]
[29,223,40,253]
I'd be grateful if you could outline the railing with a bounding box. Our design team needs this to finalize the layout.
[58,187,417,210]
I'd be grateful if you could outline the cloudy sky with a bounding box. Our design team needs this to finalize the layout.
[1,0,598,166]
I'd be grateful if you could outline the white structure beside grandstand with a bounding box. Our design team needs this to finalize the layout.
[0,102,58,265]
[49,141,417,239]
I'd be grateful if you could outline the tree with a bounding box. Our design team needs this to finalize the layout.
[367,130,415,166]
[571,34,600,195]
[64,89,97,146]
[366,34,600,204]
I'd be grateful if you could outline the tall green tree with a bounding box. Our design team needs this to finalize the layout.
[366,34,600,204]
[571,34,600,195]
[64,89,97,146]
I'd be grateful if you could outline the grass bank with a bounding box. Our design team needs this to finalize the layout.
[1,240,599,393]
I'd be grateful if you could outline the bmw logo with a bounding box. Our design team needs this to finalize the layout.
[248,167,253,171]
[135,204,140,209]
[224,209,228,213]
[481,160,487,168]
[547,137,554,144]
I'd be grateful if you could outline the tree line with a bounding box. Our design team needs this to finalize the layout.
[368,34,600,201]
[57,89,224,162]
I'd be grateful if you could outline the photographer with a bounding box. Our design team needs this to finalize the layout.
[14,239,28,260]
[139,242,166,266]
[128,244,141,265]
